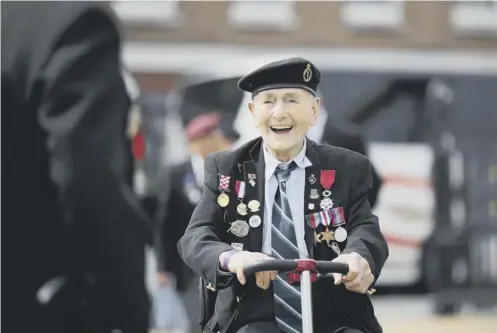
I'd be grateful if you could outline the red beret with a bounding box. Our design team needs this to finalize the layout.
[185,112,221,142]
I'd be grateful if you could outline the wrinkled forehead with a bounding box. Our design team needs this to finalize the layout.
[253,87,314,100]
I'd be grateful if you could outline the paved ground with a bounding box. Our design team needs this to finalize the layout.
[372,295,497,333]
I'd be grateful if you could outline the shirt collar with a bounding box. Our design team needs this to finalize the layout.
[263,139,312,181]
[190,154,205,186]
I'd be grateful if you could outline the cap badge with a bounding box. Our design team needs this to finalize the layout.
[303,63,312,83]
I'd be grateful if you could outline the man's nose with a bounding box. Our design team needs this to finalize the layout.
[272,102,287,119]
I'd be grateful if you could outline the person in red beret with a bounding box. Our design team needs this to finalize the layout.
[154,111,239,333]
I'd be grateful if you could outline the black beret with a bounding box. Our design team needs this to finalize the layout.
[237,57,321,96]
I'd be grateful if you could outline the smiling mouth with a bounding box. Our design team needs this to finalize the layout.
[270,125,293,134]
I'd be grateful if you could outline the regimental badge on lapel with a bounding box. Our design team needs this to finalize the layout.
[248,173,256,187]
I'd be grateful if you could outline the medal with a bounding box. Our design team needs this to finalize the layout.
[228,220,249,237]
[320,197,334,210]
[321,228,335,242]
[308,203,315,210]
[308,174,316,185]
[249,215,261,228]
[314,231,322,244]
[217,193,229,207]
[217,174,231,207]
[319,170,336,210]
[235,180,247,216]
[248,200,260,212]
[309,189,319,200]
[237,203,248,216]
[334,226,348,243]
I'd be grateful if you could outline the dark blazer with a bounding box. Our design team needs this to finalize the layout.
[321,119,382,208]
[2,2,151,332]
[156,160,201,291]
[178,137,389,333]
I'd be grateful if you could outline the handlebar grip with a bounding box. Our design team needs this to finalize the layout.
[243,259,298,275]
[315,261,349,275]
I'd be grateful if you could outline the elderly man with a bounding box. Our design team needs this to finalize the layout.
[178,58,389,333]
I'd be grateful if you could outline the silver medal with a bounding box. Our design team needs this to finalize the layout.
[309,189,319,200]
[249,215,261,228]
[334,226,348,243]
[320,197,334,210]
[228,220,250,237]
[309,174,316,185]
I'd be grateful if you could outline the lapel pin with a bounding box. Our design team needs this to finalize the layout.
[308,174,316,185]
[309,189,319,200]
[308,203,315,210]
[248,173,256,187]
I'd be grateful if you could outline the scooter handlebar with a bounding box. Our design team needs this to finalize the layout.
[243,259,349,276]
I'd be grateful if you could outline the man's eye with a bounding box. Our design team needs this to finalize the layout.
[288,99,298,103]
[263,100,274,104]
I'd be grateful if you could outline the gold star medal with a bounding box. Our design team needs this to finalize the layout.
[314,231,322,244]
[321,228,335,243]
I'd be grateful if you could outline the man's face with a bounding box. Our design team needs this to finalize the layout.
[248,88,320,153]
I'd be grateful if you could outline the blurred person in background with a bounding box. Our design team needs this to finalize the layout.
[1,2,152,333]
[155,112,240,333]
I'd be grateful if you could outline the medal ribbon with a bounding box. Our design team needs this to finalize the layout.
[331,207,345,226]
[218,175,230,191]
[235,180,246,199]
[320,170,336,191]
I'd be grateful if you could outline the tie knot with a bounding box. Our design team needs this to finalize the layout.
[274,162,297,183]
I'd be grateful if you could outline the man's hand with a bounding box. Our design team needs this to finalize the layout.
[331,252,374,294]
[227,251,277,289]
[157,271,175,286]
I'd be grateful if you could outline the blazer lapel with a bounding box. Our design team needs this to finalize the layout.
[303,138,322,258]
[243,138,265,252]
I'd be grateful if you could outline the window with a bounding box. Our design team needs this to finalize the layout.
[110,0,182,28]
[227,0,298,31]
[340,0,405,31]
[449,1,497,37]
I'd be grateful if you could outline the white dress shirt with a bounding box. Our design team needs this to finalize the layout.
[262,140,312,259]
[190,154,205,187]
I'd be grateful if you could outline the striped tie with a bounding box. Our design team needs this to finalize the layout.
[271,162,302,333]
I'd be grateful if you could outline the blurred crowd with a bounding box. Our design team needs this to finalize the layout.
[3,2,496,333]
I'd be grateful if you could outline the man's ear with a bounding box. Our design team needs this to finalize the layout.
[310,97,320,126]
[248,101,255,115]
